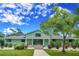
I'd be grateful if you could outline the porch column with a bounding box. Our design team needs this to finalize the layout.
[43,39,44,46]
[32,39,33,46]
[25,39,27,45]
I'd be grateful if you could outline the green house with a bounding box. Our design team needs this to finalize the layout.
[4,30,75,49]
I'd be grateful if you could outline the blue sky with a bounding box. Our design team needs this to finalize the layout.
[0,3,79,34]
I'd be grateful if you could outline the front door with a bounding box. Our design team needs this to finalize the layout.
[33,39,43,45]
[33,39,43,49]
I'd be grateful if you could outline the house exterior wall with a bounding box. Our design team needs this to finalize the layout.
[25,30,50,46]
[4,30,76,47]
[5,39,25,45]
[26,30,50,39]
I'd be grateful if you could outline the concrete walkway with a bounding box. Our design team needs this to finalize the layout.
[33,49,49,56]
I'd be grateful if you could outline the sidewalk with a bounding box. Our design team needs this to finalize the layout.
[33,49,49,56]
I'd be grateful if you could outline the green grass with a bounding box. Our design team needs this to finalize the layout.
[44,49,79,56]
[0,49,34,56]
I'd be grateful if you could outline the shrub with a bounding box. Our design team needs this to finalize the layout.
[72,41,77,49]
[14,44,24,50]
[0,39,4,46]
[56,40,62,49]
[50,40,55,47]
[4,43,12,47]
[76,40,79,47]
[64,40,69,49]
[56,45,60,49]
[4,43,8,47]
[8,44,12,47]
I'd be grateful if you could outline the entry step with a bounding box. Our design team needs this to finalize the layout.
[34,45,43,49]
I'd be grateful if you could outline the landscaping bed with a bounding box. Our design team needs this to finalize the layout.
[0,49,34,56]
[44,49,79,56]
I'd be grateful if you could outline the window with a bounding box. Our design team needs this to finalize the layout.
[7,39,11,42]
[35,33,41,37]
[53,39,56,42]
[69,39,73,42]
[21,39,25,42]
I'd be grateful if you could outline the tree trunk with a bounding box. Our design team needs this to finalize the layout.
[62,36,66,52]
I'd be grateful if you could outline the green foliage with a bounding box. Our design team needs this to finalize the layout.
[44,49,79,56]
[41,6,79,52]
[41,6,79,37]
[0,50,34,56]
[75,7,79,15]
[73,29,79,38]
[52,6,61,13]
[65,40,69,46]
[0,32,5,37]
[56,40,62,47]
[4,43,8,47]
[4,43,12,47]
[8,44,12,47]
[71,40,77,46]
[14,44,24,50]
[40,22,52,36]
[76,39,79,47]
[50,40,55,47]
[0,38,4,46]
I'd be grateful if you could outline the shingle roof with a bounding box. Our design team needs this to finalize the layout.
[5,35,25,39]
[5,30,75,40]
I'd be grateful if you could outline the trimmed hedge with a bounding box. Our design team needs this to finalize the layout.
[4,44,8,47]
[14,44,24,50]
[8,44,12,47]
[4,43,12,47]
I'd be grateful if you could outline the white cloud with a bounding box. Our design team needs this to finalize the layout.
[21,3,33,15]
[0,3,32,25]
[30,12,34,15]
[34,16,39,19]
[0,9,3,13]
[14,9,22,15]
[0,3,53,25]
[1,13,25,25]
[35,4,47,10]
[21,3,33,11]
[35,4,51,17]
[0,18,8,22]
[3,28,18,34]
[1,3,16,8]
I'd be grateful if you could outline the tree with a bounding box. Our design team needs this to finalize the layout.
[73,7,79,38]
[40,21,53,44]
[0,32,5,49]
[0,32,5,37]
[41,6,79,52]
[73,29,79,37]
[75,7,79,15]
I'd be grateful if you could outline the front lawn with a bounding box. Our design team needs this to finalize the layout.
[0,49,34,56]
[44,49,79,56]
